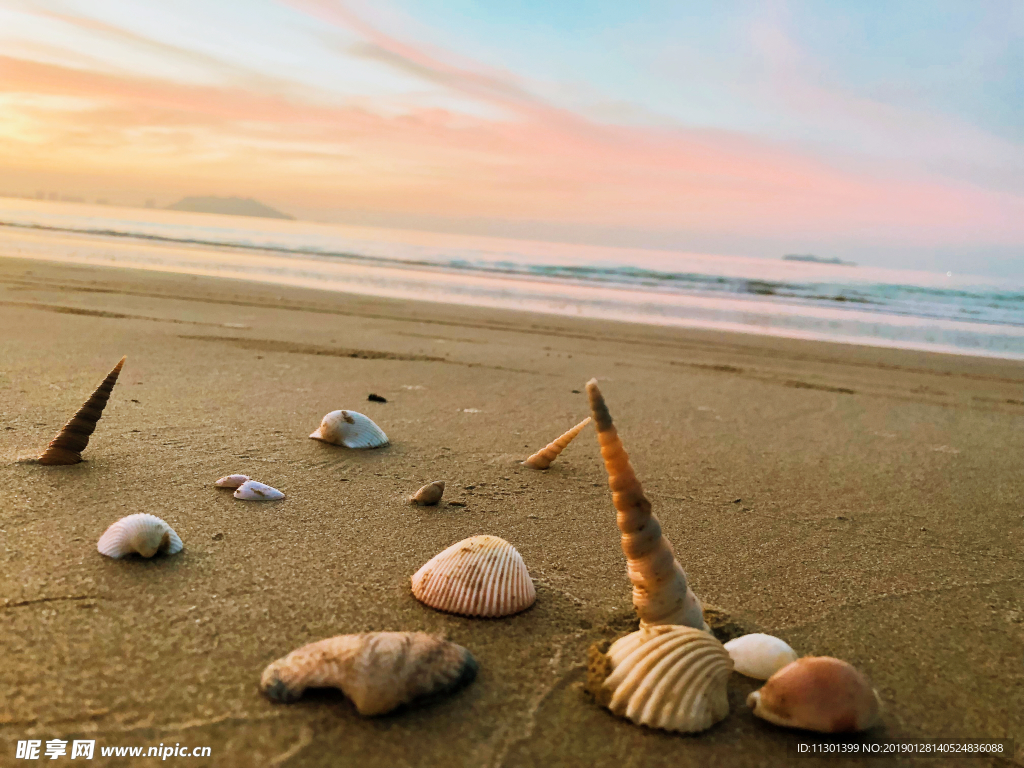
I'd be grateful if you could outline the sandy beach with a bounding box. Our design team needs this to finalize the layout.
[1,255,1021,767]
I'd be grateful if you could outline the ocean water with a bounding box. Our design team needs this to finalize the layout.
[2,197,1022,360]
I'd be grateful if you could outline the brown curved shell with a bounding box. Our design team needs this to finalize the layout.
[410,480,445,505]
[38,356,125,465]
[411,535,536,617]
[586,379,707,631]
[522,417,591,469]
[588,625,732,733]
[260,631,477,716]
[747,656,882,733]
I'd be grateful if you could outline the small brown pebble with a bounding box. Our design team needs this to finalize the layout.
[448,501,466,507]
[368,393,387,403]
[731,498,742,503]
[212,532,225,541]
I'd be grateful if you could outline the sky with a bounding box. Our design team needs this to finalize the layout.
[0,0,1021,276]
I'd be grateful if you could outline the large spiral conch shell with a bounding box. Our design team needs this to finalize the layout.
[587,625,732,733]
[586,379,707,631]
[748,656,882,733]
[411,535,536,617]
[309,410,389,449]
[522,417,591,469]
[260,631,477,716]
[38,356,125,465]
[97,513,183,558]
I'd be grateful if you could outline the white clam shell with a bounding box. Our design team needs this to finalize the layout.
[591,625,733,734]
[260,632,478,716]
[97,513,183,559]
[411,535,536,617]
[215,474,249,488]
[310,410,389,449]
[724,633,799,680]
[234,480,285,500]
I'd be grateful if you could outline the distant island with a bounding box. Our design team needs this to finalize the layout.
[783,254,856,266]
[166,195,294,220]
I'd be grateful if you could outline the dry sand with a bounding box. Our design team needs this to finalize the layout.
[1,256,1021,768]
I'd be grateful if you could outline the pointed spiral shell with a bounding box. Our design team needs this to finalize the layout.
[411,535,536,617]
[586,379,707,631]
[522,417,591,469]
[97,513,183,558]
[38,356,125,465]
[260,631,477,716]
[587,625,733,733]
[309,410,389,449]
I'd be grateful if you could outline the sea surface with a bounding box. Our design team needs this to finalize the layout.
[2,197,1022,360]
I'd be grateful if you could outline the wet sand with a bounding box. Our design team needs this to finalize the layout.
[1,255,1021,767]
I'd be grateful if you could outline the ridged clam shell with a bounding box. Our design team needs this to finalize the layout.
[588,625,733,733]
[215,474,249,488]
[97,513,183,559]
[233,480,284,500]
[724,634,799,680]
[748,656,882,733]
[410,481,445,505]
[309,410,389,449]
[411,535,536,617]
[260,631,477,716]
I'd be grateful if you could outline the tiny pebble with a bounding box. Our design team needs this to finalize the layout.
[368,393,387,403]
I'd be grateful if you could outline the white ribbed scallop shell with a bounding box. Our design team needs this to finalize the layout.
[596,625,733,733]
[233,480,284,500]
[215,474,249,488]
[724,633,798,680]
[309,410,389,449]
[411,535,536,617]
[97,513,183,559]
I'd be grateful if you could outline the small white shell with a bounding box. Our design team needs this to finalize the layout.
[310,410,389,449]
[588,625,733,734]
[411,535,536,617]
[215,474,249,488]
[724,633,799,680]
[234,480,285,500]
[98,513,183,559]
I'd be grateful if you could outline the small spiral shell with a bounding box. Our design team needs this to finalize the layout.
[38,357,125,465]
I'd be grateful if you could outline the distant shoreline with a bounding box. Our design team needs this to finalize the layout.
[783,254,856,266]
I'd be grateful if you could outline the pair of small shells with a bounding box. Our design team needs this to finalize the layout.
[98,513,182,559]
[410,480,445,505]
[215,474,284,500]
[260,631,477,716]
[411,535,536,617]
[310,410,389,449]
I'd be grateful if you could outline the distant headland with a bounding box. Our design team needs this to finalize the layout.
[167,195,294,220]
[783,254,856,266]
